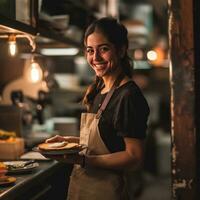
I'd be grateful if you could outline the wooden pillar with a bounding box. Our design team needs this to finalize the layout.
[168,0,196,199]
[194,0,200,197]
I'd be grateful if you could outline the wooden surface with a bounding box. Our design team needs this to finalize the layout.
[169,0,196,199]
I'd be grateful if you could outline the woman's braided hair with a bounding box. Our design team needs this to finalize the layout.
[83,17,134,110]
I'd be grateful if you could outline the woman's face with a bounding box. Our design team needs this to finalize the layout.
[85,32,120,77]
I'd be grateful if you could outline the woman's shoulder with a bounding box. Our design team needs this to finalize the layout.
[115,80,149,108]
[116,80,143,97]
[113,80,150,116]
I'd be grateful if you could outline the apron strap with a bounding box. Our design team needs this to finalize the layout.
[96,73,124,119]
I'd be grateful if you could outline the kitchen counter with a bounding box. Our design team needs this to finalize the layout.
[0,160,73,200]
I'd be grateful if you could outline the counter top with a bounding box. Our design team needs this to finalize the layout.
[0,160,73,200]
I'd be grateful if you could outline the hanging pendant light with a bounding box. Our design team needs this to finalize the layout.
[8,34,17,56]
[25,56,43,83]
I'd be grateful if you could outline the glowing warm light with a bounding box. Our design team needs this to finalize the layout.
[147,50,157,61]
[27,61,43,83]
[8,35,17,56]
[134,49,144,60]
[147,47,165,67]
[40,48,79,56]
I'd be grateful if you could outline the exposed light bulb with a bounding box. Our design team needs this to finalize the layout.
[147,47,165,67]
[26,60,43,83]
[147,50,157,61]
[8,34,17,56]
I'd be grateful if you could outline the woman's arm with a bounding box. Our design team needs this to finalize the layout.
[85,137,144,170]
[44,136,144,171]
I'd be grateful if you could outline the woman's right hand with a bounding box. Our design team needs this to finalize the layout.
[45,135,80,144]
[45,135,66,143]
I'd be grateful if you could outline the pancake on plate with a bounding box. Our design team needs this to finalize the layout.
[38,141,80,151]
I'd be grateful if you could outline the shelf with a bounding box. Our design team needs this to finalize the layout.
[0,15,81,48]
[0,15,37,36]
[38,27,81,48]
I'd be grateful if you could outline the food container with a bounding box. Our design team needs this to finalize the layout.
[0,138,24,160]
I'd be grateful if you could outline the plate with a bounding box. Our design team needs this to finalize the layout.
[0,176,16,186]
[33,145,86,156]
[3,161,39,174]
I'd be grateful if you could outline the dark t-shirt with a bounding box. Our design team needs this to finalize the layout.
[89,81,150,153]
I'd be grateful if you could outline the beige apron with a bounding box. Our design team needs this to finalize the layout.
[67,74,129,200]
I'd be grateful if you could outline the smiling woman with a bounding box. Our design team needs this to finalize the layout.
[44,17,150,200]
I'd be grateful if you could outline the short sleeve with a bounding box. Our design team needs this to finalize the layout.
[113,88,150,139]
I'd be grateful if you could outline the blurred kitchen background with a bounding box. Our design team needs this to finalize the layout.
[0,0,170,199]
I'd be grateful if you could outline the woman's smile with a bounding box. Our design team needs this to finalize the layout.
[93,63,107,71]
[94,63,105,67]
[92,62,111,77]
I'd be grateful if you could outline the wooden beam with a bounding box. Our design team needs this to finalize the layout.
[168,0,196,199]
[194,0,200,196]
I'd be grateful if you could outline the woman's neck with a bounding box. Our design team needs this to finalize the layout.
[101,69,122,93]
